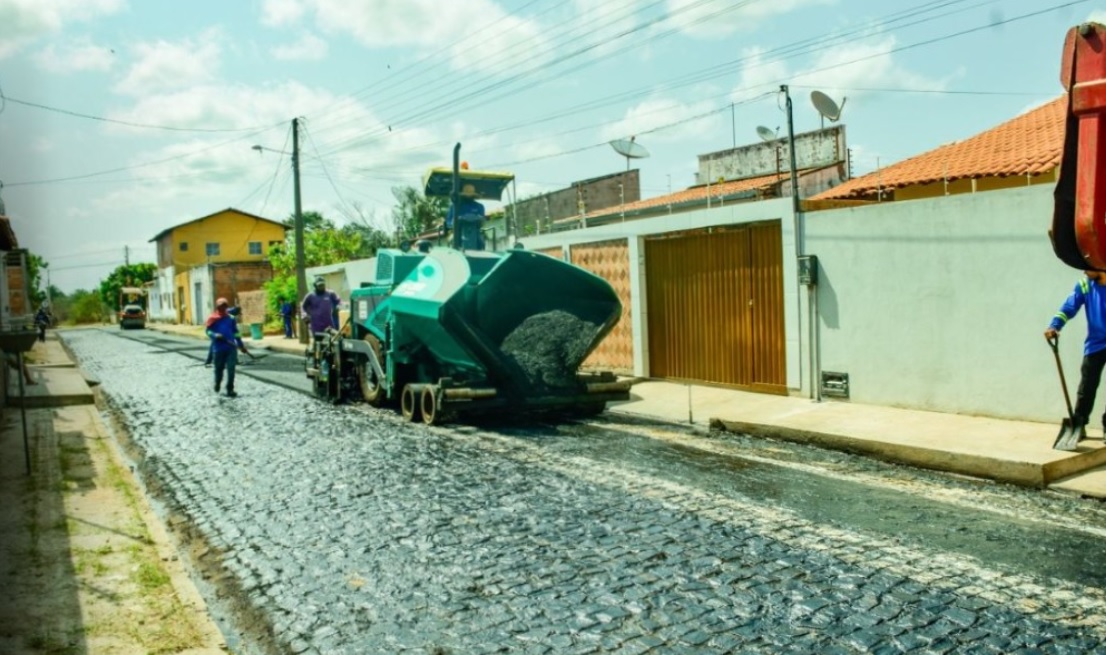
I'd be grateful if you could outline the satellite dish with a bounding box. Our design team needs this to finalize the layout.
[609,137,650,159]
[609,136,650,173]
[756,126,777,143]
[811,90,847,128]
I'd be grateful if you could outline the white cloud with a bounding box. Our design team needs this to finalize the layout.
[261,0,553,75]
[34,38,115,73]
[599,96,718,143]
[1090,10,1106,24]
[737,36,949,97]
[114,29,223,96]
[271,32,328,61]
[262,0,307,26]
[0,0,123,59]
[665,0,834,38]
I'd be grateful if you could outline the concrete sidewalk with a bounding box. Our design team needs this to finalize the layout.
[0,332,225,653]
[144,322,1106,498]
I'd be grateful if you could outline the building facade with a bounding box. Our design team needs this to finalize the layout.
[148,208,287,324]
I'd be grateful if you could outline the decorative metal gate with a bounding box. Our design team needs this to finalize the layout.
[644,222,785,392]
[570,239,633,373]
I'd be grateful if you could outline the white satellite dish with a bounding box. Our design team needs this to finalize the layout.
[756,125,777,143]
[609,136,650,172]
[810,90,847,128]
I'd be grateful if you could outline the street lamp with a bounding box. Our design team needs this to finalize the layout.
[252,118,307,344]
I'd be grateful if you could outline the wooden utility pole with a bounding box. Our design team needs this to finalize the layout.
[292,117,308,344]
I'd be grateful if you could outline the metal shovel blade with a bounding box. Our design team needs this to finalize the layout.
[1053,417,1086,451]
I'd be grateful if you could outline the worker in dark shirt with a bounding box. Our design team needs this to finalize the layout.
[445,183,486,250]
[205,298,245,397]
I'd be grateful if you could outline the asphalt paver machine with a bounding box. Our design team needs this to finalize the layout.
[306,145,631,424]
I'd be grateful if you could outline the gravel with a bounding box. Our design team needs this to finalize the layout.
[499,310,599,391]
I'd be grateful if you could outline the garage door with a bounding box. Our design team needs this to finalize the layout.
[645,222,785,392]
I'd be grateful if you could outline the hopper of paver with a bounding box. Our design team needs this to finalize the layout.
[383,246,629,422]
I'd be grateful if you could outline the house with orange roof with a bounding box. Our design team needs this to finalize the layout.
[811,96,1064,204]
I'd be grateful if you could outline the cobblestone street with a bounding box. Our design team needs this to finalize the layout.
[66,328,1106,654]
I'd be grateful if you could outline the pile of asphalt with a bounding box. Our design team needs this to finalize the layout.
[499,310,598,391]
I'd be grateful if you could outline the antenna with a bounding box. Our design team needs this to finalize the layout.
[609,136,650,172]
[756,125,777,142]
[810,90,847,129]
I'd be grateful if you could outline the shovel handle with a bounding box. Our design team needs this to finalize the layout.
[1048,333,1077,420]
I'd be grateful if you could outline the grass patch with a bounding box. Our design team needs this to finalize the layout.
[134,560,169,591]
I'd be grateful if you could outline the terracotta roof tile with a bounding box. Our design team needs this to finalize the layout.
[812,96,1066,201]
[559,171,788,224]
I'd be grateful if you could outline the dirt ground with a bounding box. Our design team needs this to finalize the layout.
[0,337,228,655]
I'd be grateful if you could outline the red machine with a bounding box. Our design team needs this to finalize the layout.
[1053,22,1106,270]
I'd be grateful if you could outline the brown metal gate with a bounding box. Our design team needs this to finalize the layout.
[645,222,785,392]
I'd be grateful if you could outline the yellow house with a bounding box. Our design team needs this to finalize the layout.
[149,208,287,324]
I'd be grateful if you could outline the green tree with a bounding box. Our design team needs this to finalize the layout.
[263,210,363,325]
[66,289,107,324]
[390,186,447,239]
[98,263,157,312]
[281,210,333,233]
[27,253,46,307]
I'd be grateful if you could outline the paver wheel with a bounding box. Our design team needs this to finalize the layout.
[421,385,443,425]
[357,333,387,407]
[401,384,422,422]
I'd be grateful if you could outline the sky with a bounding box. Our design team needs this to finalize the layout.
[0,0,1102,292]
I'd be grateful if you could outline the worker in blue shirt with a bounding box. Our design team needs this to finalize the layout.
[205,298,245,397]
[279,296,295,339]
[1045,270,1106,431]
[445,183,486,250]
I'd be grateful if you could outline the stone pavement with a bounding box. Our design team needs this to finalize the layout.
[143,321,1106,499]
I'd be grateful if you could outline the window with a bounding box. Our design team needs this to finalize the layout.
[205,243,220,256]
[179,242,189,252]
[248,241,262,255]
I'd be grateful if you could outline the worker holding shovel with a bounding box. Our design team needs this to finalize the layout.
[1045,270,1106,447]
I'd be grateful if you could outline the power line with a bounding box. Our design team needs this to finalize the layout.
[788,85,1052,96]
[312,0,987,161]
[302,121,355,217]
[3,96,281,133]
[5,123,284,187]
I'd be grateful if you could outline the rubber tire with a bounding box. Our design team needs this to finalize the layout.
[401,384,422,422]
[420,385,440,425]
[357,334,386,407]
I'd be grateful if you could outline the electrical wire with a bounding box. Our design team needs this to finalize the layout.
[3,96,282,133]
[5,123,284,187]
[257,125,293,217]
[302,120,355,217]
[316,0,740,156]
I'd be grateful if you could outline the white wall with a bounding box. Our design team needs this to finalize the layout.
[188,265,214,325]
[807,185,1080,422]
[149,266,175,321]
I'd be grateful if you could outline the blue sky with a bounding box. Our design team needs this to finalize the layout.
[0,0,1101,292]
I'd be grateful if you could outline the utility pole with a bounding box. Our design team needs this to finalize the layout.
[731,102,736,150]
[124,245,130,266]
[292,117,308,345]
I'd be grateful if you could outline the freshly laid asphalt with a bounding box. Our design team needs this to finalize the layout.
[133,322,1106,499]
[39,326,1106,654]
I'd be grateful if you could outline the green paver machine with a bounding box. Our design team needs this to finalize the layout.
[306,144,631,424]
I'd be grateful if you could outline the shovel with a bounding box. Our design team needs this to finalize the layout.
[1048,334,1086,451]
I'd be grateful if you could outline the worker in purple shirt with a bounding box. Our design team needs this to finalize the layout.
[301,276,341,338]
